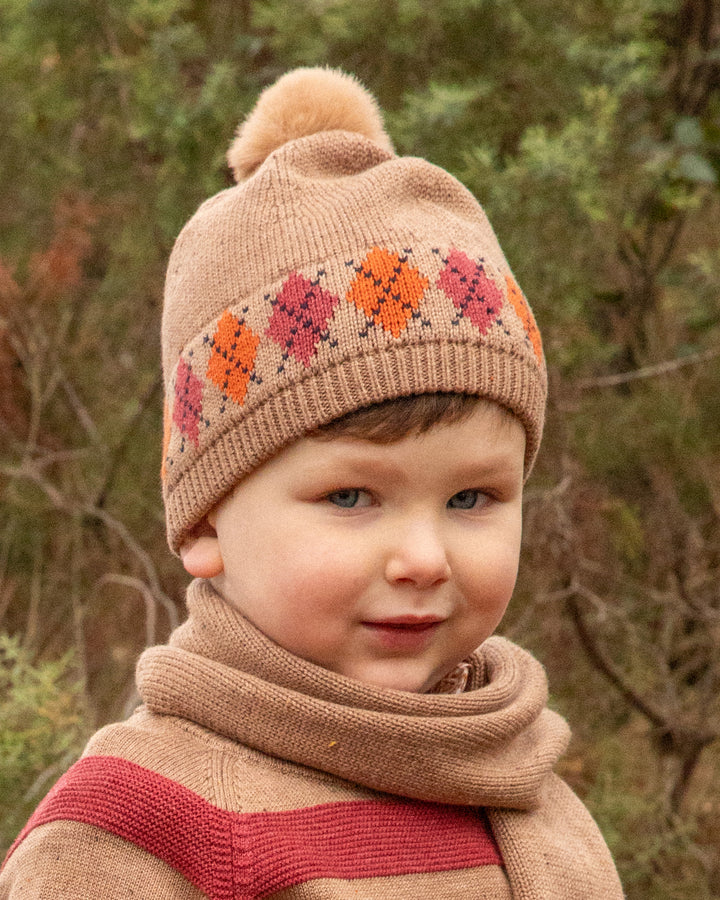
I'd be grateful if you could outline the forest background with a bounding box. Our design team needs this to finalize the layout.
[1,0,719,895]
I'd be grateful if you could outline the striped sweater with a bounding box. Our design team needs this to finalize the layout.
[1,579,623,899]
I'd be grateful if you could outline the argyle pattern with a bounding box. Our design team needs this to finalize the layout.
[346,247,429,338]
[162,244,542,480]
[206,310,261,408]
[267,272,339,366]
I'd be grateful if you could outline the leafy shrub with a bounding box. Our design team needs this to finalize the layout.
[0,633,88,853]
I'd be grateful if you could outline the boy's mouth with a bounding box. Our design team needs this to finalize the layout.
[361,616,444,651]
[364,615,444,629]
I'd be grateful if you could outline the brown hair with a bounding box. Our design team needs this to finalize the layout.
[313,393,514,444]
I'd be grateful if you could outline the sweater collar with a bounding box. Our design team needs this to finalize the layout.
[136,579,569,810]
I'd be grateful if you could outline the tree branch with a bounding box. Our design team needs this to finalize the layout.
[95,374,161,509]
[566,584,673,731]
[567,582,720,743]
[96,574,159,648]
[2,461,179,632]
[575,346,720,390]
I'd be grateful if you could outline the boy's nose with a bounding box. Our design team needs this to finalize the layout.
[384,517,451,589]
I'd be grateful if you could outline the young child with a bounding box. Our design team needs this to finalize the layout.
[1,68,623,899]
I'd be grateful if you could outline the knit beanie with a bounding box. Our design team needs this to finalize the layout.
[161,67,547,553]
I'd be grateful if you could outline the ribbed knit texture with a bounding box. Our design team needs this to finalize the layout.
[160,69,547,552]
[1,580,623,898]
[5,755,505,899]
[150,581,569,810]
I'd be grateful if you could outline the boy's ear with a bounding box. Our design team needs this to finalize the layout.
[179,516,223,579]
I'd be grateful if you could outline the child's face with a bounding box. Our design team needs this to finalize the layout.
[185,402,526,692]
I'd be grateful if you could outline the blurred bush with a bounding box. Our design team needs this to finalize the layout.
[0,633,88,850]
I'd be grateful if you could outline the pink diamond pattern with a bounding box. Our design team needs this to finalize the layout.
[173,359,203,446]
[266,273,340,366]
[437,249,503,335]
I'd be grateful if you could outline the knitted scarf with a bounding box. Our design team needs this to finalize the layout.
[133,579,623,899]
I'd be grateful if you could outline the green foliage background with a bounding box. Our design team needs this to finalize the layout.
[1,0,719,894]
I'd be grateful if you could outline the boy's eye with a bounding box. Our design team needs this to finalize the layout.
[326,489,372,509]
[447,489,485,510]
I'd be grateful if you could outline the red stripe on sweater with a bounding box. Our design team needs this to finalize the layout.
[5,755,502,899]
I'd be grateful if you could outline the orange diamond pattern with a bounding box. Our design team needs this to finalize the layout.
[207,310,260,405]
[505,275,542,362]
[346,247,429,338]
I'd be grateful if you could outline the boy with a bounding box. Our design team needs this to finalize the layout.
[1,67,623,898]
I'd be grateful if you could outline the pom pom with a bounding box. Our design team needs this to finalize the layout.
[227,67,394,182]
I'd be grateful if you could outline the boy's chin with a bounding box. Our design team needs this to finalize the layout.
[339,661,456,694]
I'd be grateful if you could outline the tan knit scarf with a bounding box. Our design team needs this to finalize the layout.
[137,579,623,899]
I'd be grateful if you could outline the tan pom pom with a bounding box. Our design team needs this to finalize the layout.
[227,67,394,182]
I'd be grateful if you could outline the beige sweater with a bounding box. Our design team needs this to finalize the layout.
[1,580,623,899]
